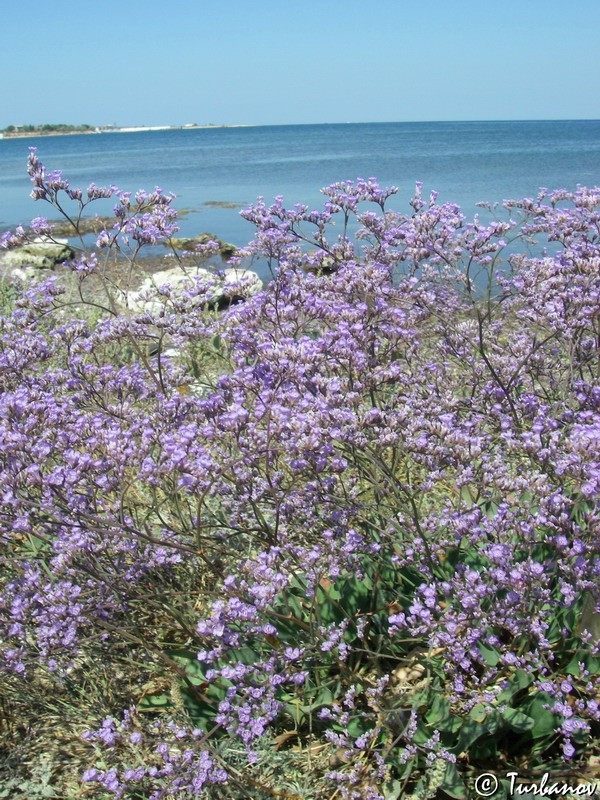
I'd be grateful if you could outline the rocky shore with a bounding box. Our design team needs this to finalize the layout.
[0,231,262,312]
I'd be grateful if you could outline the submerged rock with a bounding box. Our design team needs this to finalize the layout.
[42,209,191,237]
[202,200,243,209]
[170,232,237,258]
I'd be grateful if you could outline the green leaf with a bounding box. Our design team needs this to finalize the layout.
[285,592,305,619]
[501,707,534,733]
[438,715,463,735]
[473,739,499,760]
[477,641,500,666]
[480,711,503,736]
[496,668,533,703]
[325,583,342,601]
[346,717,371,738]
[26,533,48,555]
[467,705,503,736]
[284,698,306,726]
[524,693,562,740]
[138,692,171,711]
[295,685,336,714]
[180,689,215,727]
[361,572,374,591]
[382,779,402,800]
[468,703,487,722]
[167,648,206,681]
[312,686,334,708]
[412,722,432,746]
[426,693,450,725]
[333,575,372,616]
[452,719,489,754]
[222,645,261,666]
[564,650,600,677]
[440,763,468,799]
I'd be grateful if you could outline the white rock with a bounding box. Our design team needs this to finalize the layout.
[0,237,74,270]
[222,268,263,297]
[123,266,263,315]
[126,266,223,314]
[32,236,70,246]
[2,264,40,282]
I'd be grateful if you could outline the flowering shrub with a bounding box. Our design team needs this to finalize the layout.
[0,153,599,798]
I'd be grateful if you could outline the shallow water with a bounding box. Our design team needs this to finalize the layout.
[1,120,598,280]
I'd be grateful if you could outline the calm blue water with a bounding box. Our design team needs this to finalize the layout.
[1,121,599,254]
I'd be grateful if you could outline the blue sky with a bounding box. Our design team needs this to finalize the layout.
[1,0,598,127]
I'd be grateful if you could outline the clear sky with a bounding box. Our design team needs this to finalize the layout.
[1,0,598,127]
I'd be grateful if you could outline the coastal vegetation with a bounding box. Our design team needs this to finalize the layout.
[0,123,250,139]
[0,150,598,798]
[1,123,95,137]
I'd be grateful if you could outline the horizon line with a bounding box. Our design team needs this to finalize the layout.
[2,117,600,132]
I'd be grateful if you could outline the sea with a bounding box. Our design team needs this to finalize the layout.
[1,120,599,278]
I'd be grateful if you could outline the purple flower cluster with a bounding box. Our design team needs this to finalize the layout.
[82,710,227,798]
[1,155,599,796]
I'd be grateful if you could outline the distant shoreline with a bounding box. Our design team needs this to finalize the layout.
[0,124,253,139]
